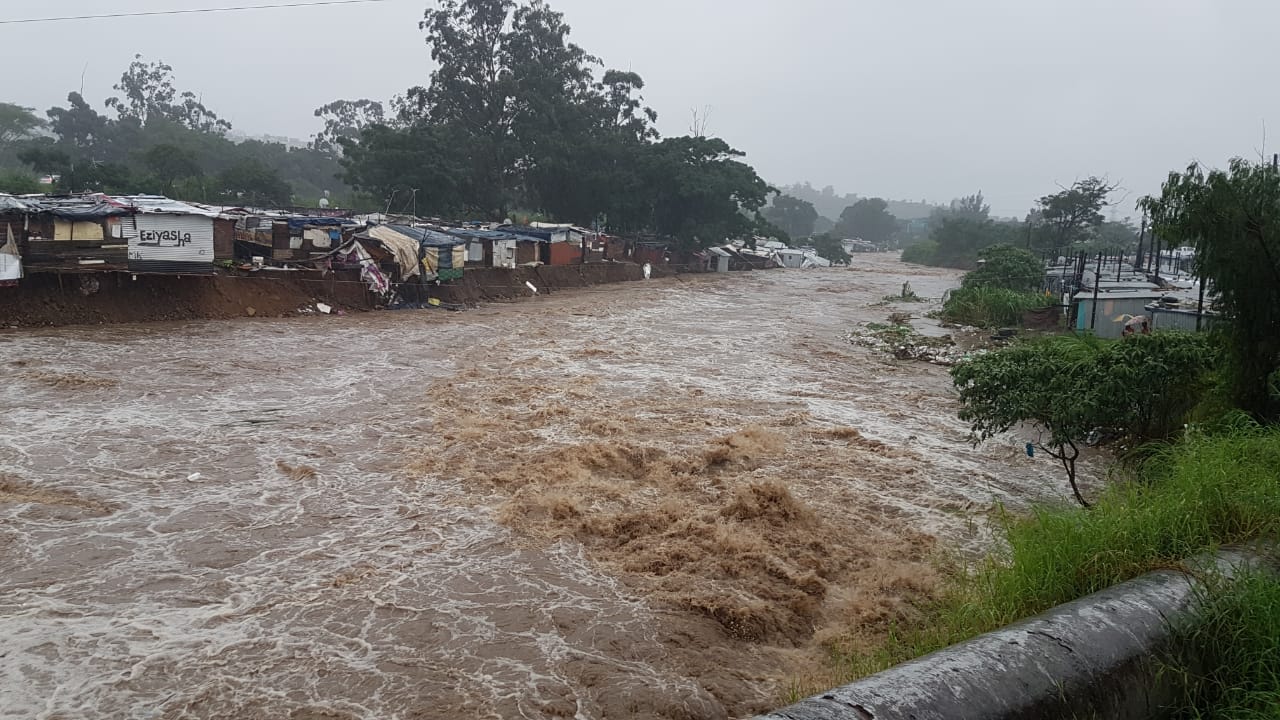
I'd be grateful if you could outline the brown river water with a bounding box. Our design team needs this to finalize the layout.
[0,255,1090,719]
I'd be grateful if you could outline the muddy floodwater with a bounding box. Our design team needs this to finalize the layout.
[0,255,1088,719]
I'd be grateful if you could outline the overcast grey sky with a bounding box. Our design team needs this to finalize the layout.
[4,0,1278,217]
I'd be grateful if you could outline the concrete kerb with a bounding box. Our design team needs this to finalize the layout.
[757,549,1274,720]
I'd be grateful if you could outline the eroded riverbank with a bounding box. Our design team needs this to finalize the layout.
[0,254,1092,719]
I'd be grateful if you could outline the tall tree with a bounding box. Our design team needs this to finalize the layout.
[949,191,990,222]
[106,55,229,134]
[835,197,897,247]
[47,92,111,149]
[141,143,202,195]
[645,135,773,248]
[0,103,44,156]
[421,0,518,215]
[1142,158,1280,418]
[763,195,819,238]
[1037,177,1117,254]
[217,159,293,207]
[312,99,386,155]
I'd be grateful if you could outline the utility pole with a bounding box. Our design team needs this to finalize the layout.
[1090,252,1103,331]
[1196,273,1207,332]
[1135,213,1147,271]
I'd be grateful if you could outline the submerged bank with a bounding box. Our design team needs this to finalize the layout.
[0,255,1096,718]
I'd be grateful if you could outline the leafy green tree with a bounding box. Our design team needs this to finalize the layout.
[141,143,202,194]
[0,103,44,160]
[811,233,851,265]
[1142,158,1280,418]
[420,0,520,215]
[313,99,386,155]
[901,240,938,265]
[217,159,292,207]
[953,334,1219,506]
[47,92,111,149]
[644,135,773,248]
[762,194,818,238]
[835,198,897,247]
[339,123,468,215]
[928,216,1020,268]
[948,191,990,222]
[0,171,39,194]
[1037,177,1117,254]
[17,145,71,177]
[106,55,230,134]
[963,244,1044,292]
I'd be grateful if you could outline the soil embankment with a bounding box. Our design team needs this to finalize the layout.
[0,261,676,327]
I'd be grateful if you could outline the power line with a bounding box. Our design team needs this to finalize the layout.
[0,0,397,25]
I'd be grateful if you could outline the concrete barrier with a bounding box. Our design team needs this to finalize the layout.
[758,549,1269,720]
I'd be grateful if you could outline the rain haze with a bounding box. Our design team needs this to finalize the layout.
[4,0,1279,216]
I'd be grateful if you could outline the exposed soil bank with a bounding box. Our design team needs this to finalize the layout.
[0,261,688,327]
[0,270,374,327]
[431,261,680,304]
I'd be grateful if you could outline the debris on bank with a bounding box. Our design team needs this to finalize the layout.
[846,320,984,366]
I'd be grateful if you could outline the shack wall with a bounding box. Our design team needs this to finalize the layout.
[126,214,215,274]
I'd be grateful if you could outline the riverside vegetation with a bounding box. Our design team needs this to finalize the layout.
[799,158,1280,717]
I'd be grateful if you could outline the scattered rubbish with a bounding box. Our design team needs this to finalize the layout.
[251,256,265,270]
[642,262,652,279]
[526,281,539,294]
[1025,443,1035,457]
[846,322,978,366]
[186,473,202,482]
[316,303,332,314]
[245,307,257,317]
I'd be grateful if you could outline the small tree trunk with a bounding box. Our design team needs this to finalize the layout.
[1046,440,1090,508]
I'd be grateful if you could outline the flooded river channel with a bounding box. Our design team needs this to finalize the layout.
[0,255,1085,719]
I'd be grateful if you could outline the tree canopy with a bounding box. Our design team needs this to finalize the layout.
[330,0,774,245]
[1036,177,1118,255]
[0,57,348,206]
[962,245,1045,292]
[953,334,1219,506]
[762,195,819,239]
[1141,158,1280,418]
[835,198,897,247]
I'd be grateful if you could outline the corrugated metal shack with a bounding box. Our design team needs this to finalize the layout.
[1146,299,1220,333]
[1073,290,1166,339]
[116,196,228,274]
[2,194,132,271]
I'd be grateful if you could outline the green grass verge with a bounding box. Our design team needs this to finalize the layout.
[808,421,1280,706]
[941,285,1051,328]
[1172,571,1280,718]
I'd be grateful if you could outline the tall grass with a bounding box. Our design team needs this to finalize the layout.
[941,285,1050,328]
[819,423,1280,692]
[1172,572,1280,719]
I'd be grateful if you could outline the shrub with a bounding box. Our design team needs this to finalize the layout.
[951,333,1221,505]
[963,245,1044,292]
[900,241,937,265]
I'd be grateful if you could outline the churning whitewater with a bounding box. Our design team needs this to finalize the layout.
[0,256,1085,719]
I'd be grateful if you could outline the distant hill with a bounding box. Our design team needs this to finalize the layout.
[779,182,942,222]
